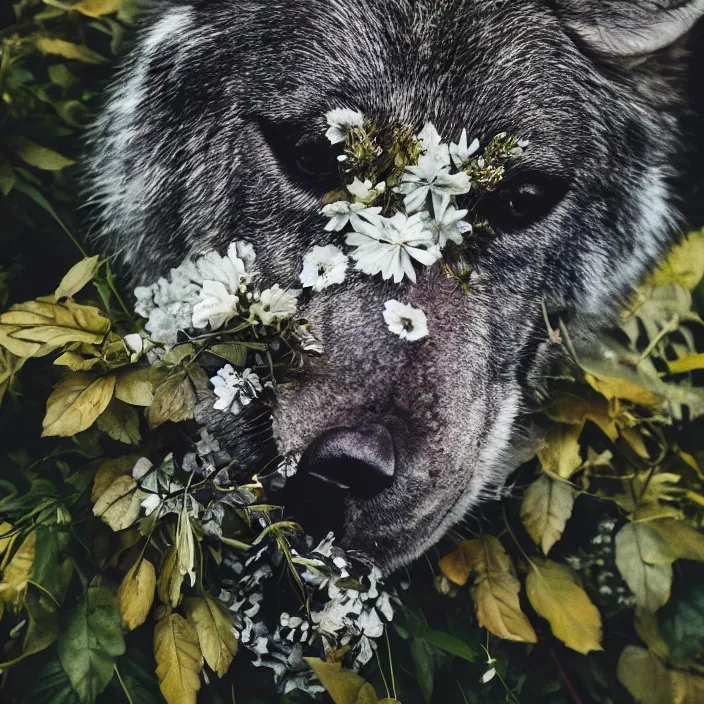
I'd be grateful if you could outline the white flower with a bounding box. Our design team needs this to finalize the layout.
[428,203,472,249]
[133,285,156,318]
[195,242,248,293]
[211,365,263,415]
[481,668,497,684]
[192,280,239,330]
[398,153,472,214]
[123,333,144,354]
[383,300,429,341]
[250,285,299,326]
[449,128,480,169]
[346,177,386,203]
[417,122,450,166]
[324,108,365,144]
[321,201,382,232]
[346,212,439,283]
[196,427,220,456]
[143,308,181,345]
[141,494,161,516]
[299,245,348,292]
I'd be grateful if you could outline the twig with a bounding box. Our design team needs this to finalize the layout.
[549,647,583,704]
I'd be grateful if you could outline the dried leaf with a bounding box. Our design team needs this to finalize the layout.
[526,558,602,654]
[520,475,575,555]
[617,646,672,704]
[545,394,618,440]
[96,399,141,445]
[668,353,704,374]
[118,559,156,630]
[671,671,704,704]
[0,348,25,405]
[154,612,202,704]
[439,536,537,643]
[53,350,101,371]
[538,423,583,479]
[55,256,100,300]
[92,475,145,531]
[42,373,115,437]
[615,522,674,611]
[114,366,154,406]
[184,596,238,677]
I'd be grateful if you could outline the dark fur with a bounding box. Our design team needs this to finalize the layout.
[86,0,704,570]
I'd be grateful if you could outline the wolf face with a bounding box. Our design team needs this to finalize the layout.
[86,0,704,571]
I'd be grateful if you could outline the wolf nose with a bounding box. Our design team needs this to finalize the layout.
[301,424,395,498]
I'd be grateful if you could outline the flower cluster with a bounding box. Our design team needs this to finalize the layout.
[134,241,299,347]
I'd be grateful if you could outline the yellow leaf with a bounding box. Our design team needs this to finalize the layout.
[671,670,704,704]
[544,394,618,440]
[0,531,35,604]
[35,38,105,63]
[42,373,115,437]
[650,519,704,562]
[157,546,185,608]
[71,0,122,18]
[520,475,575,555]
[647,230,704,291]
[439,536,537,643]
[117,559,156,630]
[614,522,674,611]
[154,612,202,704]
[55,256,101,300]
[114,367,154,406]
[4,137,75,171]
[525,558,602,654]
[54,350,101,371]
[617,646,672,704]
[621,427,650,460]
[92,475,145,531]
[0,349,25,405]
[585,372,660,407]
[634,607,669,660]
[668,353,704,374]
[538,424,583,479]
[92,456,139,504]
[305,658,376,704]
[0,300,110,354]
[184,596,238,677]
[0,522,17,569]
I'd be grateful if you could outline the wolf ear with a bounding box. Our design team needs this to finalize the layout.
[558,0,704,58]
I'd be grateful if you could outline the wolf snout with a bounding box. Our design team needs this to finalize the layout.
[300,424,395,498]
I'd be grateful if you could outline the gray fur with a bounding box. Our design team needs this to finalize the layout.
[85,0,704,571]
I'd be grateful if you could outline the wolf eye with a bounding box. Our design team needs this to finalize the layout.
[486,173,568,230]
[259,119,339,193]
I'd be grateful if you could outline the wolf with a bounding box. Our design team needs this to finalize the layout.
[86,0,704,572]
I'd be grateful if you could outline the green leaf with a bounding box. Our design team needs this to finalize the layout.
[3,137,75,171]
[617,645,672,704]
[658,564,704,667]
[35,37,105,64]
[55,256,101,300]
[109,640,166,704]
[97,398,141,445]
[410,638,435,703]
[58,584,126,703]
[31,525,72,602]
[0,160,15,196]
[31,656,82,704]
[209,343,248,367]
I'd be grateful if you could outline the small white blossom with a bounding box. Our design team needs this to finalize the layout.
[346,177,386,203]
[346,212,439,283]
[141,494,161,516]
[195,242,249,293]
[449,128,480,169]
[428,203,472,249]
[481,668,497,684]
[398,151,472,214]
[321,201,382,232]
[383,300,429,341]
[211,365,263,415]
[417,122,450,166]
[250,285,299,326]
[196,427,221,456]
[192,280,239,330]
[325,108,365,144]
[299,245,348,292]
